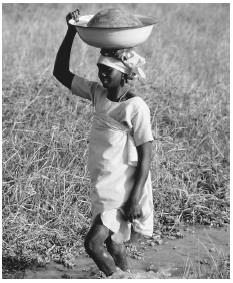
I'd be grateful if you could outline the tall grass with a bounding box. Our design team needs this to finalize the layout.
[2,3,230,278]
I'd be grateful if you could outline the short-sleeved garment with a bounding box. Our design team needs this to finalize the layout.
[72,75,154,242]
[71,75,154,146]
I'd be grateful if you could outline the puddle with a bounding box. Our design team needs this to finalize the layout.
[24,225,230,279]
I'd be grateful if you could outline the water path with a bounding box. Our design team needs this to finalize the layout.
[24,225,230,279]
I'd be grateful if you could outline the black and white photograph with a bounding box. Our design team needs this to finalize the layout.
[1,1,230,279]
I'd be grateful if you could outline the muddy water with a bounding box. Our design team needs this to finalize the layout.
[24,225,230,279]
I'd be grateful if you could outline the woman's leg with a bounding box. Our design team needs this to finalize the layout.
[84,214,117,276]
[105,237,129,271]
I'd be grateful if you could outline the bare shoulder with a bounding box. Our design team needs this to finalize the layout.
[125,90,138,100]
[126,91,147,106]
[126,91,150,115]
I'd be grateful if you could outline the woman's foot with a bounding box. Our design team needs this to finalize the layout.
[109,267,133,278]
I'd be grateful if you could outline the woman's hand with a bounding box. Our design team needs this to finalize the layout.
[124,197,142,223]
[123,142,152,223]
[66,9,80,33]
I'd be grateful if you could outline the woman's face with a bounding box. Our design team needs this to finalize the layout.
[97,63,122,88]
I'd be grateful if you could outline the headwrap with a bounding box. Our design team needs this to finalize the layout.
[97,48,146,79]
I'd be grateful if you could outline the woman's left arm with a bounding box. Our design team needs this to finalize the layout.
[124,141,152,222]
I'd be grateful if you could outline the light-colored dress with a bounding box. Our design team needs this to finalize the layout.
[71,75,154,242]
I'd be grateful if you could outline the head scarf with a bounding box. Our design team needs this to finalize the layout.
[97,48,146,79]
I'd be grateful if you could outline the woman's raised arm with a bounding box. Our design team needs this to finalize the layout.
[53,10,79,89]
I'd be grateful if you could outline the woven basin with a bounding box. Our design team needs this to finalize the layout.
[69,14,158,48]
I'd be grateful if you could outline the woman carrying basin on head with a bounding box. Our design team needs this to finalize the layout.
[53,8,154,277]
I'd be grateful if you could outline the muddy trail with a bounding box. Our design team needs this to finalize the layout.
[20,225,230,279]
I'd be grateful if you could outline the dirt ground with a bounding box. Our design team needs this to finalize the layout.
[23,225,230,279]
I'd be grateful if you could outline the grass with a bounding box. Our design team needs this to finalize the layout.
[183,247,230,279]
[2,3,230,279]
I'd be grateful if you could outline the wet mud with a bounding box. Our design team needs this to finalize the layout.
[24,225,230,279]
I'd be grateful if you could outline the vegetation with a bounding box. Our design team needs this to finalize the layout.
[2,3,230,278]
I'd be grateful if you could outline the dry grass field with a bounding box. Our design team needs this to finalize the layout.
[2,3,230,278]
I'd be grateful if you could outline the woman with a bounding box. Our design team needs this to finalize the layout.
[53,9,154,277]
